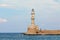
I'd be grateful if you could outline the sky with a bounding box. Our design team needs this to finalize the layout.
[0,0,60,33]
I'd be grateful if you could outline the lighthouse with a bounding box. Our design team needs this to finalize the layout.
[26,9,39,34]
[24,9,60,35]
[31,9,35,25]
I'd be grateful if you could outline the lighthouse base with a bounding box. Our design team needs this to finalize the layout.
[26,25,40,34]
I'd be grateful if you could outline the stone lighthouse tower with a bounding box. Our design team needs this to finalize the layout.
[26,9,39,34]
[31,9,35,25]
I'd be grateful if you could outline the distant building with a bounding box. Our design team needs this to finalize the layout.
[25,9,60,34]
[26,9,40,34]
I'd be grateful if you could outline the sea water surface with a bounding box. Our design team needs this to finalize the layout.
[0,33,60,40]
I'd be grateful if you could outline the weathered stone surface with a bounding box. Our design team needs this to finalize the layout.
[25,9,60,35]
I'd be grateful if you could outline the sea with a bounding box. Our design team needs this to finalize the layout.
[0,33,60,40]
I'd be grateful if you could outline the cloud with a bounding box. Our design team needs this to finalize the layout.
[0,18,8,23]
[0,0,60,9]
[0,0,16,8]
[16,0,59,7]
[0,4,10,7]
[0,4,16,8]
